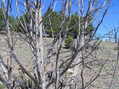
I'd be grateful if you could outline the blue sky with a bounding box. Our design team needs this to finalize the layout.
[97,0,119,36]
[98,0,119,38]
[0,0,119,37]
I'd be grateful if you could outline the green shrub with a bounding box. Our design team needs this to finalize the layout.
[64,35,73,49]
[113,46,119,50]
[0,84,5,89]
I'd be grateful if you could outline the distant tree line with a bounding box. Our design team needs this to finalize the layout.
[0,8,94,37]
[0,8,94,48]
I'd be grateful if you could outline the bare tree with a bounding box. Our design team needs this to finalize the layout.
[0,0,112,89]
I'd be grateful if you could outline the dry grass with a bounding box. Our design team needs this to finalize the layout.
[0,34,118,89]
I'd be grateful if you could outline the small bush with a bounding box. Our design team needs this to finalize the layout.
[64,35,73,49]
[0,84,5,89]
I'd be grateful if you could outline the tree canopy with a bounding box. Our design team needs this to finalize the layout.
[43,9,94,38]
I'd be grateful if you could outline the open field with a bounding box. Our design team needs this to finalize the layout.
[0,34,118,89]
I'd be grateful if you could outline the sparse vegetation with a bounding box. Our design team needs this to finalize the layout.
[113,46,119,50]
[0,84,5,89]
[64,35,73,48]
